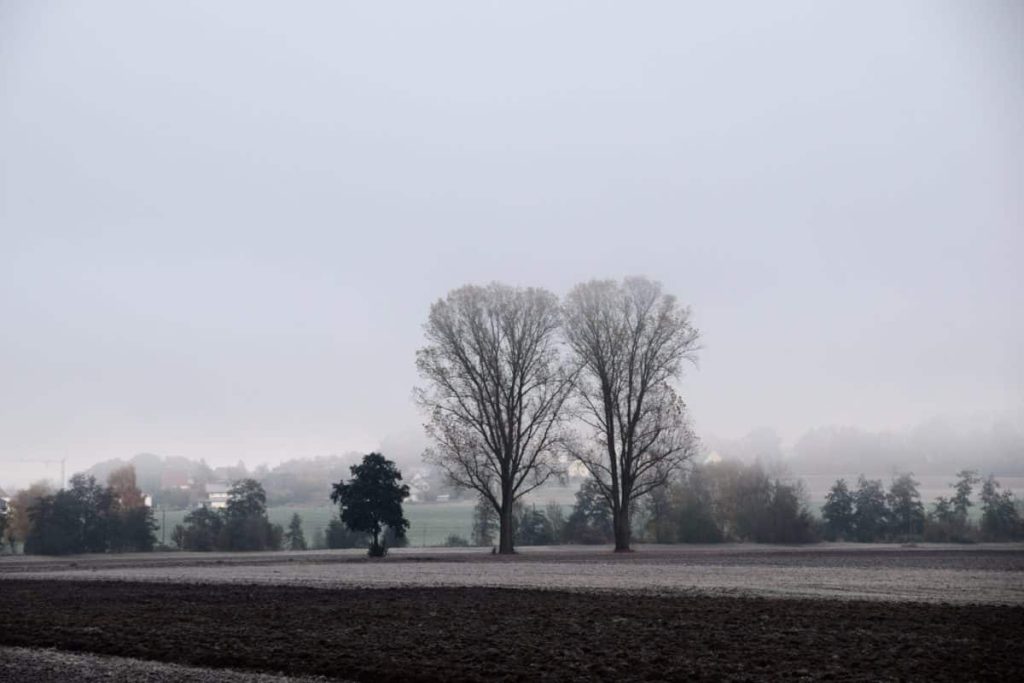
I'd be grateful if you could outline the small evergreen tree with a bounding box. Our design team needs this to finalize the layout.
[285,512,307,550]
[472,494,499,547]
[330,453,410,557]
[951,470,979,520]
[887,473,925,540]
[979,476,1022,541]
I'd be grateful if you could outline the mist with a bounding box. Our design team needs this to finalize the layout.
[2,1,1021,491]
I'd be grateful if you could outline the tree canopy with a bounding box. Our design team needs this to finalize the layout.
[330,453,410,557]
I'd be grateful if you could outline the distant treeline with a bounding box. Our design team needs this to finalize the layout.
[443,462,1022,548]
[4,462,1021,556]
[821,470,1022,543]
[443,461,820,547]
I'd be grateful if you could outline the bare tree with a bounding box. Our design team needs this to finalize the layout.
[416,283,574,553]
[563,277,700,551]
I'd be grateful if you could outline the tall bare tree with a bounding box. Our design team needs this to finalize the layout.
[564,277,701,551]
[416,283,574,553]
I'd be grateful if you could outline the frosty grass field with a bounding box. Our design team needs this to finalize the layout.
[2,544,1022,681]
[2,543,1022,605]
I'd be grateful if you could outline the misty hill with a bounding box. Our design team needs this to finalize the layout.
[85,452,365,508]
[706,416,1024,477]
[83,451,459,509]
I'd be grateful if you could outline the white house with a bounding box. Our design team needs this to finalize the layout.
[205,483,231,510]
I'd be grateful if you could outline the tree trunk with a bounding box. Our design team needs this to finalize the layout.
[613,502,632,552]
[498,503,515,554]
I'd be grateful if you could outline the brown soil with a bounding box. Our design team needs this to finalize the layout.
[1,580,1021,681]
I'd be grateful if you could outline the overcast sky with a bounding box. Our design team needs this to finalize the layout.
[1,1,1021,488]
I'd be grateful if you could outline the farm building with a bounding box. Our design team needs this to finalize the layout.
[205,483,230,510]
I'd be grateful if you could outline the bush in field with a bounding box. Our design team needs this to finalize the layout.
[515,505,555,545]
[444,534,470,547]
[472,495,499,547]
[564,478,614,544]
[325,518,366,548]
[330,453,410,557]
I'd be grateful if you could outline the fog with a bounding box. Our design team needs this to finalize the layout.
[1,1,1021,490]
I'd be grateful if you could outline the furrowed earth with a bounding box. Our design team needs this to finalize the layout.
[1,545,1022,681]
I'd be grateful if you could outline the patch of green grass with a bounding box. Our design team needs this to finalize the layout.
[152,502,476,548]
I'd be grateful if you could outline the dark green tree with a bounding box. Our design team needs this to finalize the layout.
[67,474,116,553]
[177,506,224,551]
[285,512,307,551]
[852,476,890,542]
[325,517,366,549]
[330,453,410,557]
[887,473,925,540]
[822,478,856,541]
[222,479,281,551]
[979,476,1022,541]
[225,479,267,519]
[25,492,82,555]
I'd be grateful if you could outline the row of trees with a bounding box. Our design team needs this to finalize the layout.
[1,467,157,555]
[172,479,283,551]
[822,470,1022,542]
[643,461,818,544]
[417,277,701,553]
[173,454,412,557]
[464,479,615,547]
[459,460,817,547]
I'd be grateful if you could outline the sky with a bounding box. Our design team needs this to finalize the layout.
[1,1,1021,489]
